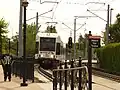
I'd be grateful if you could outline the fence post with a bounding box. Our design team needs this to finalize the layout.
[32,60,34,83]
[12,61,15,76]
[15,61,17,77]
[71,59,74,90]
[64,60,67,90]
[53,71,57,90]
[20,59,22,79]
[78,56,82,90]
[59,62,62,90]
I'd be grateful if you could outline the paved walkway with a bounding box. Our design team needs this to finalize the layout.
[0,65,52,90]
[93,75,120,90]
[0,64,120,90]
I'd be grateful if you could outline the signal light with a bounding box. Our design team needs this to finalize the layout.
[68,37,72,48]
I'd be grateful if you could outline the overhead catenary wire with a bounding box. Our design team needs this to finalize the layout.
[51,0,63,22]
[26,9,53,21]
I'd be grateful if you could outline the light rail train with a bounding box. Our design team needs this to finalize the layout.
[35,33,65,69]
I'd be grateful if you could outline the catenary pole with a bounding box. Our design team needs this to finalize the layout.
[106,4,110,45]
[74,18,76,61]
[19,0,23,57]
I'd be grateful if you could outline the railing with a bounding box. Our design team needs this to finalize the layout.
[53,57,89,90]
[11,57,34,82]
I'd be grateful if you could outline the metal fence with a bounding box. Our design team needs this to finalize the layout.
[53,57,89,90]
[11,57,34,82]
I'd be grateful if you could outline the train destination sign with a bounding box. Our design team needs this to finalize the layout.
[89,36,101,48]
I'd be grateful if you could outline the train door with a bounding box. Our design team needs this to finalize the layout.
[35,42,39,54]
[56,43,60,55]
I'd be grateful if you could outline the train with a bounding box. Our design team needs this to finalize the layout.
[35,33,65,69]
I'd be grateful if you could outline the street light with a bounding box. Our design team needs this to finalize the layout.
[20,0,29,86]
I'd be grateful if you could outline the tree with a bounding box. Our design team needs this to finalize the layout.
[10,35,18,55]
[0,18,8,54]
[76,34,86,58]
[44,25,57,33]
[10,23,36,56]
[104,13,120,43]
[26,23,36,56]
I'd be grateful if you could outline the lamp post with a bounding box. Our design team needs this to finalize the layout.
[20,0,29,86]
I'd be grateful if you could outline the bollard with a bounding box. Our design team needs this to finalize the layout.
[78,57,82,90]
[59,62,62,90]
[71,59,74,90]
[64,60,67,90]
[53,71,57,90]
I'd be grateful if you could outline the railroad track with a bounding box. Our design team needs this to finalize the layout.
[92,67,120,82]
[34,65,53,81]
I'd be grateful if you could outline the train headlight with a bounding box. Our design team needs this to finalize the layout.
[51,55,54,58]
[41,54,43,57]
[35,54,39,59]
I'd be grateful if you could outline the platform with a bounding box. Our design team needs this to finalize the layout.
[0,65,120,90]
[0,65,52,90]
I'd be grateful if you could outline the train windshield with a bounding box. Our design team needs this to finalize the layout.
[40,37,56,51]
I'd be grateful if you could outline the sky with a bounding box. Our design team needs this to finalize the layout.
[0,0,120,43]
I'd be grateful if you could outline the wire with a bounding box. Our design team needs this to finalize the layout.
[52,0,63,20]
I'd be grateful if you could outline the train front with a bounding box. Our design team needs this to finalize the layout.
[38,35,59,69]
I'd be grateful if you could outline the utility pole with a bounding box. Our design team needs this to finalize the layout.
[74,18,76,61]
[110,8,113,25]
[19,0,23,57]
[70,30,72,37]
[106,4,110,45]
[36,12,38,34]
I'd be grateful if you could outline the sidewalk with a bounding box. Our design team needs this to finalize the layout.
[0,64,120,90]
[0,65,52,90]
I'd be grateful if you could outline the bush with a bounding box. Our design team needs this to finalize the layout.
[95,43,120,72]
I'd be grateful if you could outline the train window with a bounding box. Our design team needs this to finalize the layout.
[35,42,39,53]
[40,37,56,51]
[56,43,60,55]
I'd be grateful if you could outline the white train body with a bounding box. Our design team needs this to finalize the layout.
[35,33,64,61]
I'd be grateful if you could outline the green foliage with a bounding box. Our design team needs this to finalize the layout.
[44,25,57,33]
[76,34,87,58]
[103,13,120,43]
[0,18,8,34]
[0,18,8,54]
[95,43,120,72]
[10,23,36,56]
[10,35,18,55]
[26,23,36,56]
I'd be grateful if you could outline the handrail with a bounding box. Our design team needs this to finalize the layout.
[53,66,88,72]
